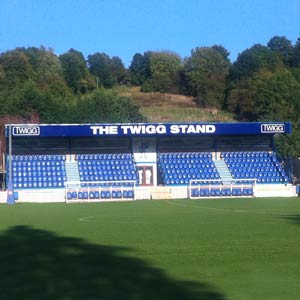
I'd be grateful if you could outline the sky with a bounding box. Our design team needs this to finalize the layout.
[0,0,299,66]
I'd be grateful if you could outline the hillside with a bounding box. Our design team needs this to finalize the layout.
[116,86,235,123]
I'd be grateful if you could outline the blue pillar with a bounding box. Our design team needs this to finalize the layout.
[6,180,15,205]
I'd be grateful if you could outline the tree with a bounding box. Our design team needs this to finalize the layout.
[6,80,70,123]
[23,46,69,95]
[267,36,293,67]
[59,49,93,94]
[212,45,230,60]
[275,127,300,159]
[111,56,127,85]
[229,44,283,81]
[291,38,300,68]
[0,47,71,98]
[129,52,152,85]
[88,52,125,88]
[0,49,33,88]
[71,89,146,123]
[227,69,300,121]
[143,51,182,93]
[182,46,230,108]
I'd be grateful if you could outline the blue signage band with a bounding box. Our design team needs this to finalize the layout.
[6,122,291,138]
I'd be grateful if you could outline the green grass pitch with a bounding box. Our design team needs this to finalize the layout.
[1,197,300,300]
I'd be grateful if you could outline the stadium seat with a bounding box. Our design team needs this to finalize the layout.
[221,188,231,196]
[158,152,220,186]
[10,154,66,189]
[222,151,288,184]
[191,188,199,197]
[76,153,137,189]
[200,188,210,197]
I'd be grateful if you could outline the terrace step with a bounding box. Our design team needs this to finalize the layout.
[65,161,80,183]
[214,159,233,182]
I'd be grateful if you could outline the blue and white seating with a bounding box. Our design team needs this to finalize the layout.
[221,151,288,183]
[158,152,220,185]
[76,153,138,184]
[10,154,66,188]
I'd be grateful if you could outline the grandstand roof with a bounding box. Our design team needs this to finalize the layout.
[5,122,291,138]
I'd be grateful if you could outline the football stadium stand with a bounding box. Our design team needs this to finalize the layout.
[1,122,297,203]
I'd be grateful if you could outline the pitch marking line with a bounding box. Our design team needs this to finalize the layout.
[78,215,180,225]
[79,216,96,222]
[167,200,293,216]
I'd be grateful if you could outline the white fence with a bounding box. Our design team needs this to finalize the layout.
[65,180,136,203]
[189,179,257,198]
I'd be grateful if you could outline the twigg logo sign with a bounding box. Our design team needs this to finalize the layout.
[12,126,40,136]
[261,124,285,133]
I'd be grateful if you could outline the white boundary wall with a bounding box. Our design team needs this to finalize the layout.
[255,184,297,197]
[0,184,297,204]
[0,191,6,203]
[16,189,65,203]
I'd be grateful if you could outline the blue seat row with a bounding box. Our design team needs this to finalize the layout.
[160,152,212,159]
[191,187,253,197]
[160,162,215,170]
[163,172,219,181]
[160,158,213,165]
[76,153,132,160]
[12,161,65,168]
[12,169,66,176]
[222,151,288,184]
[80,182,135,187]
[76,153,138,185]
[162,167,217,175]
[13,166,65,173]
[221,151,272,159]
[80,169,135,175]
[80,174,137,182]
[158,152,220,186]
[229,165,277,172]
[13,181,64,189]
[79,164,133,171]
[12,154,65,161]
[10,154,66,189]
[67,189,134,200]
[78,160,133,166]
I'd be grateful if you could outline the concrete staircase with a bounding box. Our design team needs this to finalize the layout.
[214,159,233,183]
[65,161,80,183]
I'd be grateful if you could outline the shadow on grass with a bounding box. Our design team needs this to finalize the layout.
[281,214,300,225]
[0,226,226,300]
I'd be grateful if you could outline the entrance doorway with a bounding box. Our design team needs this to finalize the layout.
[137,166,153,186]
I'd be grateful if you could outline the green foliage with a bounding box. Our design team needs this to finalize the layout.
[88,52,115,88]
[71,89,146,123]
[0,49,33,88]
[131,51,182,93]
[267,36,294,67]
[142,51,182,93]
[111,56,128,85]
[291,38,300,68]
[275,126,300,158]
[182,46,230,108]
[1,37,300,156]
[225,39,300,157]
[0,80,70,123]
[0,47,71,98]
[227,69,300,122]
[59,48,94,94]
[88,53,126,88]
[229,44,283,81]
[129,52,152,85]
